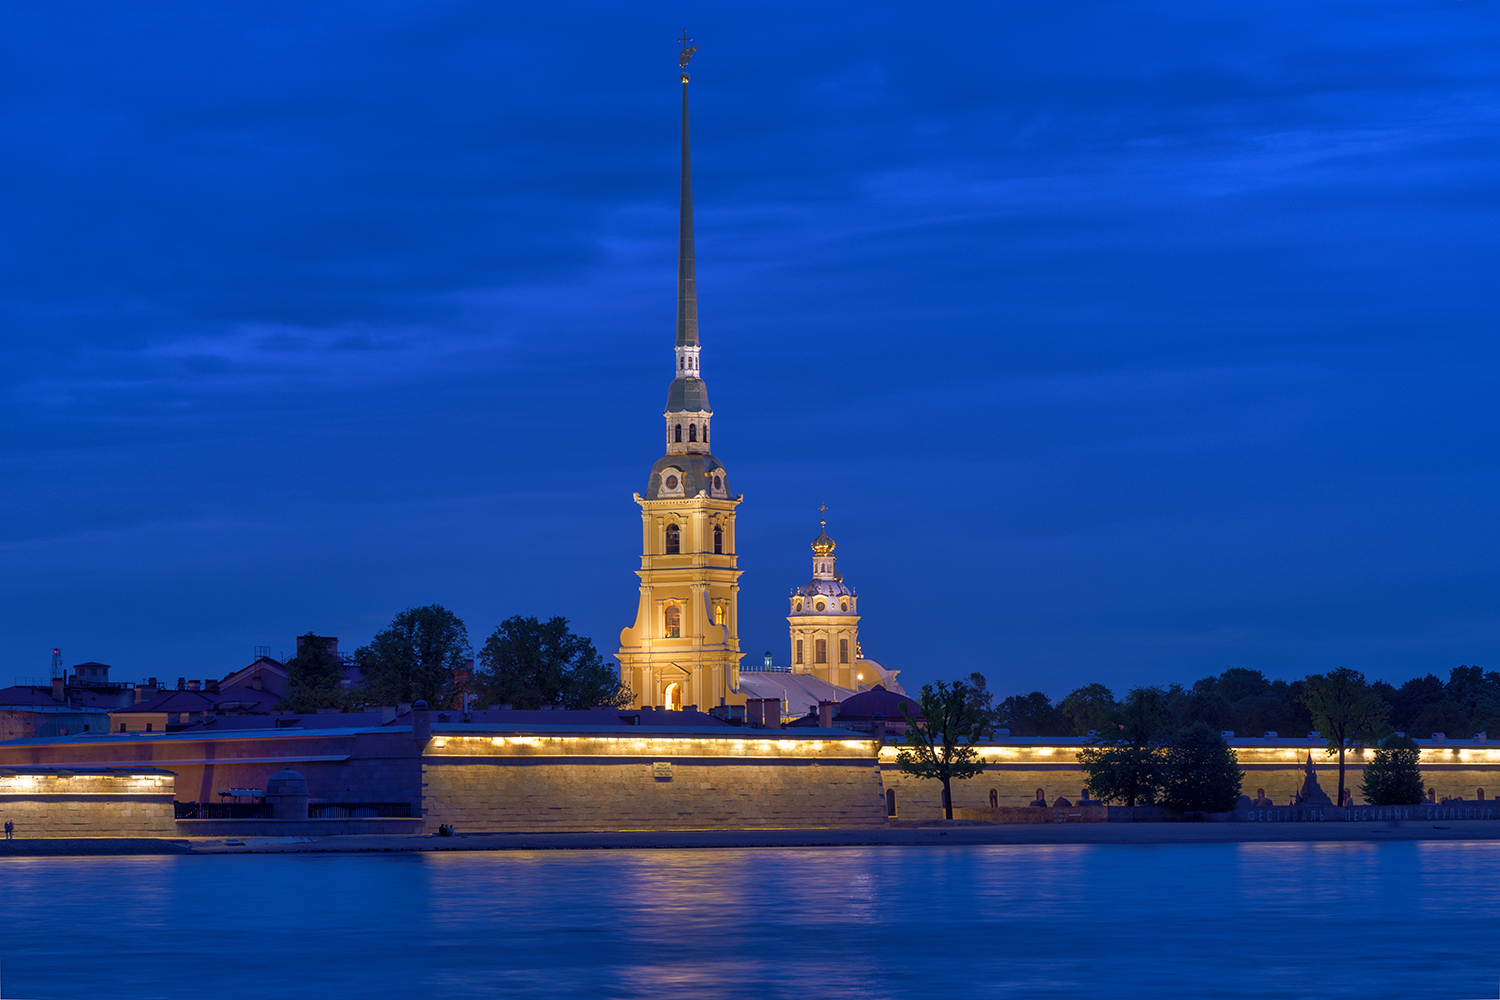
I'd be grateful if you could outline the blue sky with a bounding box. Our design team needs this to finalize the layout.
[2,1,1497,698]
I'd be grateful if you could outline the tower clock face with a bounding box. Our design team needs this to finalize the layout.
[665,475,679,490]
[815,599,826,611]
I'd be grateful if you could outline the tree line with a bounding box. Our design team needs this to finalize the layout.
[897,665,1453,817]
[282,605,629,714]
[979,664,1500,743]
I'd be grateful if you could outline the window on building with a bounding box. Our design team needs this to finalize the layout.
[887,789,897,817]
[146,724,154,732]
[688,424,697,442]
[840,638,849,663]
[840,598,848,612]
[664,605,681,638]
[795,639,803,664]
[815,639,827,663]
[714,526,723,554]
[675,424,682,442]
[119,723,126,733]
[703,425,708,443]
[714,603,725,626]
[665,523,680,554]
[794,598,802,612]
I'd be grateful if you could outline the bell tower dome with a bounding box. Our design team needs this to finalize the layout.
[787,519,861,690]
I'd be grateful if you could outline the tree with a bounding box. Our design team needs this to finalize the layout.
[1360,734,1424,806]
[1077,738,1162,807]
[1060,683,1118,736]
[355,604,472,709]
[997,691,1068,737]
[1077,686,1179,807]
[281,633,346,713]
[477,615,628,710]
[1300,667,1390,809]
[897,679,993,819]
[1158,722,1243,812]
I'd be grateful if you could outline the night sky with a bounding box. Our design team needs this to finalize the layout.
[2,2,1497,698]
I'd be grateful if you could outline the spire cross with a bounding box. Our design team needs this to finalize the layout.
[678,31,699,71]
[817,503,829,528]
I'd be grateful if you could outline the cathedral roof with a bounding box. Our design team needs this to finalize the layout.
[665,377,711,413]
[792,578,853,602]
[644,453,729,500]
[834,685,922,722]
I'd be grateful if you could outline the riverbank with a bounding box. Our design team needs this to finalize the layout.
[7,819,1500,855]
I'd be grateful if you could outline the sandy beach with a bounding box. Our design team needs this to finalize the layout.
[6,819,1500,855]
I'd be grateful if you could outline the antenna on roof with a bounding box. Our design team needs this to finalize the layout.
[50,648,63,680]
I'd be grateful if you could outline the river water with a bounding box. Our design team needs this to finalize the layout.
[2,841,1498,999]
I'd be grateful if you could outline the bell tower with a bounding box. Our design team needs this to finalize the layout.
[787,520,861,690]
[617,37,745,712]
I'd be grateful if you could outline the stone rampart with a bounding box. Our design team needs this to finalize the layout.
[0,768,176,837]
[879,738,1500,821]
[420,730,885,833]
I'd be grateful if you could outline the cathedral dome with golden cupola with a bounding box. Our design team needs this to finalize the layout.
[787,518,861,688]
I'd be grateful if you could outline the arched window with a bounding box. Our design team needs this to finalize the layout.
[664,523,680,554]
[815,638,827,664]
[795,639,803,664]
[664,682,680,711]
[794,598,802,612]
[688,424,697,442]
[839,638,850,663]
[674,424,682,443]
[713,526,723,554]
[840,598,848,612]
[714,603,725,626]
[664,605,681,638]
[702,425,708,443]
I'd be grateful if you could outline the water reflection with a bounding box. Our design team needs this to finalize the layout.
[2,844,1499,999]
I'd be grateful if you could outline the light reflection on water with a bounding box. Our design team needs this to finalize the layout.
[2,843,1499,999]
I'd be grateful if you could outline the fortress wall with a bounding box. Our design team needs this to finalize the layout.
[879,743,1500,821]
[420,733,885,833]
[0,731,423,811]
[0,772,176,837]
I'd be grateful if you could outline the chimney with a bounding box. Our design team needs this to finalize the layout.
[818,700,834,728]
[134,685,145,704]
[177,677,185,691]
[187,679,201,692]
[411,700,431,747]
[52,677,64,702]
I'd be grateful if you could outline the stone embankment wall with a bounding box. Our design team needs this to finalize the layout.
[421,731,885,833]
[880,740,1500,821]
[0,770,176,837]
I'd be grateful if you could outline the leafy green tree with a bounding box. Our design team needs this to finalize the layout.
[1060,683,1118,736]
[477,615,628,710]
[1077,735,1163,807]
[1301,667,1391,809]
[1158,722,1243,812]
[281,633,346,712]
[1360,734,1424,806]
[997,691,1068,737]
[355,604,472,709]
[1120,685,1177,743]
[897,679,993,819]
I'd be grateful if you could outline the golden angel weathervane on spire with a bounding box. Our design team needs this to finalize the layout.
[678,30,700,81]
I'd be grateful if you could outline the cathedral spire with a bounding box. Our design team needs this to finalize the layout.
[676,32,700,352]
